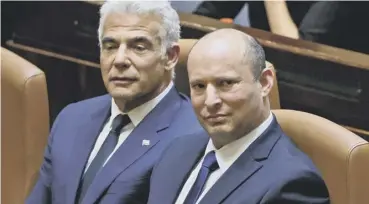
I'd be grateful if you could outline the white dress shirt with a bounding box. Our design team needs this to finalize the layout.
[175,112,273,204]
[84,81,174,173]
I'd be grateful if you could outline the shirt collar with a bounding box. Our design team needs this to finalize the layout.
[204,112,273,173]
[110,81,174,127]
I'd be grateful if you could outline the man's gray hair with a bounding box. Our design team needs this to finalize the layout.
[98,0,181,55]
[241,34,266,81]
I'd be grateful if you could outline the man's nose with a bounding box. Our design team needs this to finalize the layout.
[204,85,222,110]
[113,45,131,69]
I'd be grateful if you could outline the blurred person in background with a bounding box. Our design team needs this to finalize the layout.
[194,1,369,54]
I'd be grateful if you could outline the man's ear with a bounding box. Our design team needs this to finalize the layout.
[164,43,180,72]
[258,67,274,97]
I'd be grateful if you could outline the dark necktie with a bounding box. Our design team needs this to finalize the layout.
[184,151,219,204]
[76,114,131,203]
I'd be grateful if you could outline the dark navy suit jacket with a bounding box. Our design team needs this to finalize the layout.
[26,88,203,204]
[148,116,330,204]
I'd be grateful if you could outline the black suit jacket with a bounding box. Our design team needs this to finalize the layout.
[26,88,204,204]
[148,116,330,204]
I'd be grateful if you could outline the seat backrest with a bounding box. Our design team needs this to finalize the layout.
[273,109,369,204]
[176,39,280,109]
[1,47,50,204]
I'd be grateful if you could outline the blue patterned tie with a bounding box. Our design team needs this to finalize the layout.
[184,151,219,204]
[76,114,131,203]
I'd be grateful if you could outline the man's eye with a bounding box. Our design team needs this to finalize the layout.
[192,83,205,90]
[103,44,117,51]
[220,80,234,87]
[134,45,147,52]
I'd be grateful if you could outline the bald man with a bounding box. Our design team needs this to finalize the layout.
[147,29,329,204]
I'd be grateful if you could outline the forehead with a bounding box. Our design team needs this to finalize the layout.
[102,12,162,39]
[188,46,253,81]
[189,63,240,80]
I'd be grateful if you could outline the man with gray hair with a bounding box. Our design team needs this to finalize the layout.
[26,1,203,203]
[147,28,330,204]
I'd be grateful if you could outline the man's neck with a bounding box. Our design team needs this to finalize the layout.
[115,80,172,112]
[211,109,272,149]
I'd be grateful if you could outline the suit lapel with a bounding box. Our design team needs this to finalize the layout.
[81,88,186,204]
[199,117,282,204]
[65,96,111,204]
[199,152,263,204]
[164,134,209,204]
[147,134,209,203]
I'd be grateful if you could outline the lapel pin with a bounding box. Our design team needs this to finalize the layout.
[142,139,150,146]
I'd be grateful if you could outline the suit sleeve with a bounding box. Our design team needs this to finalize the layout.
[260,169,330,204]
[25,106,68,204]
[193,1,246,19]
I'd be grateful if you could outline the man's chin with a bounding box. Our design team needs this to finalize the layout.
[205,126,231,137]
[109,90,136,101]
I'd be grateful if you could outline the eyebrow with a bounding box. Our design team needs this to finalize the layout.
[101,36,156,50]
[189,76,241,84]
[130,36,152,44]
[189,79,203,85]
[215,76,240,81]
[101,37,117,45]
